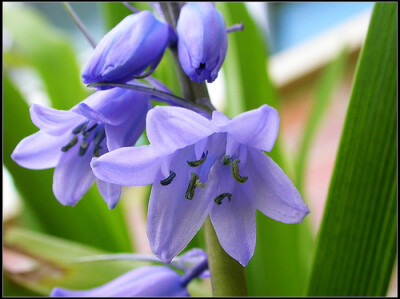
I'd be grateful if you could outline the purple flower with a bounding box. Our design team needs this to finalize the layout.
[91,105,310,266]
[50,266,189,297]
[82,11,176,86]
[50,249,209,297]
[11,88,151,208]
[177,3,228,83]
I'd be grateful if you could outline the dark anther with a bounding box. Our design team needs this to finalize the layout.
[79,140,89,156]
[61,135,78,152]
[199,63,206,70]
[93,145,102,157]
[185,172,203,200]
[93,128,106,148]
[231,159,248,183]
[187,151,208,167]
[82,123,98,138]
[221,155,231,165]
[160,171,176,186]
[72,121,88,134]
[214,193,232,205]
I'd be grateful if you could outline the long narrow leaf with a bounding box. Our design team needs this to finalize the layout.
[3,228,144,295]
[295,49,348,192]
[3,5,89,109]
[307,3,397,296]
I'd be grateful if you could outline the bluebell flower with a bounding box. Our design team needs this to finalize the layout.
[50,266,189,297]
[91,105,310,266]
[11,88,151,208]
[177,3,228,83]
[50,249,208,297]
[82,11,176,86]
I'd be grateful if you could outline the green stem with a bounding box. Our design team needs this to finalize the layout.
[160,3,248,296]
[204,218,248,296]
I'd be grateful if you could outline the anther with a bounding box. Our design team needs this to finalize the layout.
[187,151,208,167]
[61,135,78,152]
[221,155,231,165]
[231,159,248,183]
[214,193,232,205]
[93,128,106,148]
[79,140,89,156]
[93,145,102,157]
[72,121,88,134]
[160,171,176,186]
[82,123,98,138]
[185,172,201,200]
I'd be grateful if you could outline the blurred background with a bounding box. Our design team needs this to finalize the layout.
[3,2,396,296]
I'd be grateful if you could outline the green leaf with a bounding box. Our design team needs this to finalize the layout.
[217,3,313,296]
[101,2,151,31]
[3,275,40,297]
[295,49,348,192]
[4,228,145,295]
[217,3,278,116]
[3,71,132,253]
[307,3,397,296]
[3,5,89,109]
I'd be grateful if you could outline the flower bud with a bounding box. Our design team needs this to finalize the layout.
[82,11,176,86]
[177,3,228,83]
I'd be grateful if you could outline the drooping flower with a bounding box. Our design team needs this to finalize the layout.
[50,266,189,297]
[11,87,152,208]
[177,3,228,83]
[50,249,208,297]
[82,11,176,86]
[91,105,310,266]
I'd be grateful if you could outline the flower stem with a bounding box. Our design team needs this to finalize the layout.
[160,3,248,296]
[204,218,248,296]
[62,2,97,48]
[87,82,212,115]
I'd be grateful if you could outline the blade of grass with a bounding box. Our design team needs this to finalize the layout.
[3,228,145,295]
[295,49,348,192]
[3,5,89,109]
[307,3,397,296]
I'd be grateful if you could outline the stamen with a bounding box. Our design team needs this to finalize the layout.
[61,135,78,152]
[185,172,201,200]
[160,171,176,186]
[231,159,248,183]
[93,145,102,157]
[93,128,106,148]
[214,193,232,205]
[79,140,89,156]
[221,155,231,165]
[72,121,88,134]
[187,151,208,167]
[82,123,98,138]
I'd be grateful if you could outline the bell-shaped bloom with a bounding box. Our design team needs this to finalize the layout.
[92,105,310,266]
[82,11,176,86]
[177,3,228,83]
[50,266,189,297]
[11,88,152,208]
[50,249,209,297]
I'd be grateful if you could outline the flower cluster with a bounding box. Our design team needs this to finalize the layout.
[11,3,309,294]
